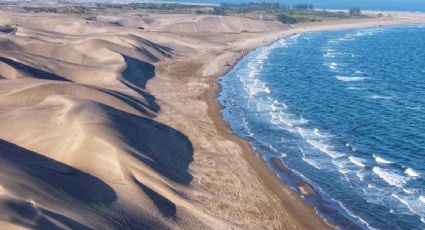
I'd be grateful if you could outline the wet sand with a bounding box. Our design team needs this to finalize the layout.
[1,9,425,229]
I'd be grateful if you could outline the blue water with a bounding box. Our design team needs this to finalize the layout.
[218,26,425,229]
[168,0,425,12]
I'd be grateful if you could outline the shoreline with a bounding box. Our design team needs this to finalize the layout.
[204,16,425,229]
[2,9,425,229]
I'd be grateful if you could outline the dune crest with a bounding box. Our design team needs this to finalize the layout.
[0,11,211,230]
[0,9,379,229]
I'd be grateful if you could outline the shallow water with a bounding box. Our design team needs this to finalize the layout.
[218,26,425,229]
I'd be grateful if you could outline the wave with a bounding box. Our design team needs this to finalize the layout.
[306,139,343,159]
[372,167,406,188]
[220,28,425,229]
[420,196,425,204]
[239,48,272,97]
[328,62,338,70]
[407,106,421,111]
[391,194,425,224]
[405,168,421,178]
[373,155,393,164]
[346,86,362,90]
[301,156,323,169]
[356,171,366,181]
[370,94,393,100]
[348,156,366,167]
[336,76,368,82]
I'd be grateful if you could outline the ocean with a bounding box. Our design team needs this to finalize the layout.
[218,26,425,229]
[168,0,425,12]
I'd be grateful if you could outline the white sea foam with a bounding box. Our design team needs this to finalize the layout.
[373,167,406,188]
[333,198,378,230]
[392,194,415,213]
[370,94,392,100]
[419,196,425,204]
[349,156,366,167]
[403,188,414,194]
[301,156,322,169]
[297,128,344,159]
[373,155,393,164]
[405,168,420,178]
[329,62,338,69]
[336,76,368,82]
[347,87,362,90]
[391,194,425,221]
[406,106,421,111]
[356,171,365,181]
[306,139,343,159]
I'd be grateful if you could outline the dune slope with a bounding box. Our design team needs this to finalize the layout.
[0,11,337,230]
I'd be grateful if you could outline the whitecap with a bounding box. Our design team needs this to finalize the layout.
[370,94,392,100]
[336,76,367,82]
[391,194,425,220]
[347,87,362,90]
[406,106,421,111]
[301,157,322,169]
[373,167,406,188]
[349,156,366,167]
[403,188,414,194]
[373,155,393,164]
[405,168,420,178]
[314,128,322,136]
[330,62,338,69]
[332,199,377,230]
[419,196,425,204]
[392,194,413,211]
[306,139,343,159]
[356,171,365,181]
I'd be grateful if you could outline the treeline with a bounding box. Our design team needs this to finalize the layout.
[17,1,365,26]
[213,2,364,25]
[213,2,315,15]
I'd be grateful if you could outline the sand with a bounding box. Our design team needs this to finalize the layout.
[0,9,424,230]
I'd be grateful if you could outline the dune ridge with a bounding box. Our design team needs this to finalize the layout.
[2,9,424,230]
[0,11,207,230]
[0,11,302,229]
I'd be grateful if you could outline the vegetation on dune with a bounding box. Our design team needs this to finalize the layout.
[0,24,17,34]
[6,1,368,25]
[213,2,366,24]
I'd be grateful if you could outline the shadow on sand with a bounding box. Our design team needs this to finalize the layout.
[0,56,71,82]
[0,45,194,227]
[120,55,160,114]
[0,139,114,229]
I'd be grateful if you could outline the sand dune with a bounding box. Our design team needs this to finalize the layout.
[0,11,208,229]
[3,9,420,230]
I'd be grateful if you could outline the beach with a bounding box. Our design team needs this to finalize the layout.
[0,9,425,229]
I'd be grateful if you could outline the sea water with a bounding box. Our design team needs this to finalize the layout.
[218,26,425,229]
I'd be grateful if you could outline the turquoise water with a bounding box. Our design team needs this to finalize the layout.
[218,26,425,229]
[169,0,425,12]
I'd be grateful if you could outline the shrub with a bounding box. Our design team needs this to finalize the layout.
[278,14,297,24]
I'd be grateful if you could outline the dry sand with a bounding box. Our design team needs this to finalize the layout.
[0,10,424,230]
